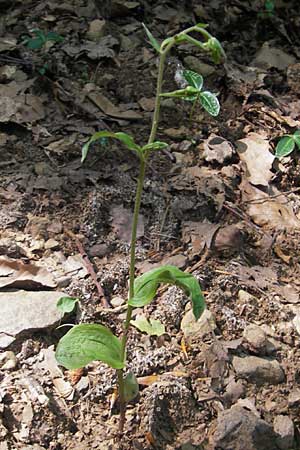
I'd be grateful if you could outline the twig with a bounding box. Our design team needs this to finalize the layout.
[241,187,300,205]
[65,229,110,308]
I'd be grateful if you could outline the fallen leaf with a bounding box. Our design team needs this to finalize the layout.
[131,315,165,336]
[236,133,274,186]
[201,133,233,164]
[111,205,144,243]
[241,179,300,230]
[0,256,56,289]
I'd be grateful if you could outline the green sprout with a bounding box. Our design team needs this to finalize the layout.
[56,22,225,434]
[22,29,64,50]
[275,130,300,158]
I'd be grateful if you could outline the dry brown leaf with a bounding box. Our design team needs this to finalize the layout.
[241,179,300,230]
[0,256,56,289]
[201,133,233,164]
[236,133,274,186]
[111,205,144,243]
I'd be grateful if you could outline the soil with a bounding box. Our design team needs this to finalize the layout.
[1,0,300,449]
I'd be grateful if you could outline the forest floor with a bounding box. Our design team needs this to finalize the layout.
[1,0,300,449]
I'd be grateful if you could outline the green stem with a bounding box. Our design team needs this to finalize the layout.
[117,43,174,434]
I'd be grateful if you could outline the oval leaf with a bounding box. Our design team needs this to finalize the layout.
[183,70,203,90]
[142,23,161,53]
[82,131,141,162]
[57,296,79,314]
[131,315,165,336]
[142,141,169,152]
[56,324,124,370]
[293,132,300,150]
[128,265,205,321]
[275,136,295,158]
[199,91,220,116]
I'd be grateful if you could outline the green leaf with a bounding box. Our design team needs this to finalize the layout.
[142,141,169,152]
[128,265,205,321]
[293,131,300,150]
[26,37,44,50]
[46,31,64,43]
[57,296,79,314]
[123,372,139,402]
[205,37,226,64]
[82,131,141,162]
[160,86,199,99]
[183,70,203,90]
[56,324,124,370]
[275,136,295,157]
[199,91,220,116]
[131,315,165,336]
[142,23,161,53]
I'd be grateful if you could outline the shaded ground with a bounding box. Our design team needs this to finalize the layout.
[1,0,300,449]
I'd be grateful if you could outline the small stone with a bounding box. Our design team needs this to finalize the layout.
[288,388,300,406]
[111,296,125,307]
[181,308,217,343]
[184,56,216,76]
[88,243,110,258]
[0,351,18,370]
[86,19,107,41]
[45,238,59,250]
[243,324,267,354]
[138,97,155,112]
[212,405,279,450]
[222,378,245,406]
[75,376,89,393]
[273,415,294,450]
[232,356,285,385]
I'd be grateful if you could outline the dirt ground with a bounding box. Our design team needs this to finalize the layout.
[1,0,300,449]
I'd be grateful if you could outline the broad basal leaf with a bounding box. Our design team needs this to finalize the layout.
[183,70,203,90]
[82,131,141,162]
[131,315,165,336]
[160,86,199,99]
[123,372,139,402]
[199,92,220,116]
[293,131,300,150]
[275,136,295,158]
[128,265,205,320]
[142,23,161,53]
[56,323,124,370]
[57,296,79,314]
[142,141,169,152]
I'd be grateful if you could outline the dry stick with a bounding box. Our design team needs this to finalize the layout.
[65,229,110,308]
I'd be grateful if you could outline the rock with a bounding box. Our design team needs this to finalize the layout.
[243,324,268,354]
[181,308,217,343]
[0,290,65,348]
[76,376,89,393]
[232,356,285,385]
[288,388,300,406]
[184,56,216,76]
[212,405,280,450]
[222,378,245,406]
[86,19,107,41]
[273,415,294,450]
[0,351,18,370]
[44,238,60,250]
[88,243,110,257]
[110,296,125,307]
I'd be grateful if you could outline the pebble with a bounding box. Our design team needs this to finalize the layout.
[232,355,285,385]
[86,19,107,41]
[288,388,300,406]
[181,308,217,343]
[243,324,267,354]
[0,351,18,370]
[212,405,279,450]
[273,415,294,450]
